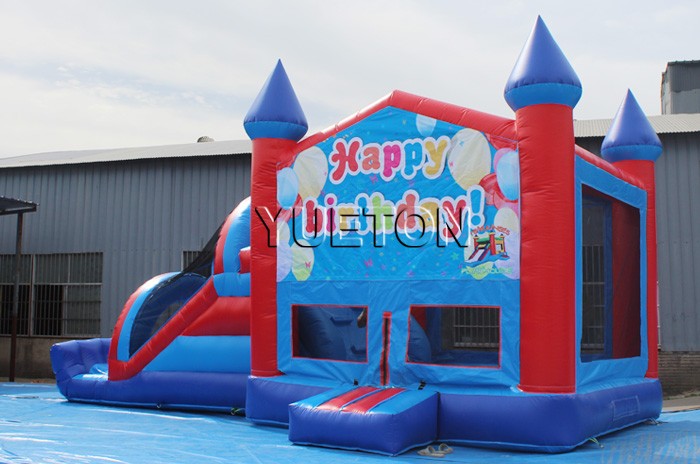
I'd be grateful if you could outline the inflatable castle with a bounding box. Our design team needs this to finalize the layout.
[51,17,663,454]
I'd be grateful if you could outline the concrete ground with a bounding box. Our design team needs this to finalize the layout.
[663,392,700,412]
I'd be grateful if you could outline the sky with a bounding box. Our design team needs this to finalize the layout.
[0,0,697,158]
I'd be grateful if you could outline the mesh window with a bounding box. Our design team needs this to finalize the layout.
[292,305,368,362]
[581,186,641,362]
[407,306,500,367]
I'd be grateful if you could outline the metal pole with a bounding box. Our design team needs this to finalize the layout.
[9,213,23,382]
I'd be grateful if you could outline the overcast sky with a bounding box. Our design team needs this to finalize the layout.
[0,1,697,157]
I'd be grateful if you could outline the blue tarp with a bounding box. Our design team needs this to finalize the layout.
[1,383,698,464]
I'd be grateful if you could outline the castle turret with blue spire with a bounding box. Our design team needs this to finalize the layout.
[504,16,581,394]
[244,60,308,142]
[601,90,662,163]
[246,60,307,378]
[504,16,582,112]
[601,89,663,379]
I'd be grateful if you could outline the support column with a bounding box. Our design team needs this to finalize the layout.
[504,17,582,393]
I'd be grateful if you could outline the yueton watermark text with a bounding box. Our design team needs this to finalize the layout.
[255,198,510,249]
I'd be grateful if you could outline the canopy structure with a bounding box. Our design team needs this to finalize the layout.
[0,196,37,381]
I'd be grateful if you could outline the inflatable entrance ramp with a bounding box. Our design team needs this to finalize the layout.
[289,385,438,456]
[50,198,252,411]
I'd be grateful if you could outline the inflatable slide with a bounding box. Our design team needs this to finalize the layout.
[50,198,252,411]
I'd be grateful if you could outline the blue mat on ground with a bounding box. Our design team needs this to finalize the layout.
[1,383,698,464]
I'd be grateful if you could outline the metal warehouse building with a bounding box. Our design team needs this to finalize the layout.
[1,116,698,396]
[0,140,251,377]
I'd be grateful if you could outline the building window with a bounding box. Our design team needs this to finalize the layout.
[407,306,500,367]
[292,305,368,362]
[0,253,102,337]
[581,186,641,362]
[182,251,200,269]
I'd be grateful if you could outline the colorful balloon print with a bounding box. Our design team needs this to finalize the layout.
[277,167,299,209]
[291,240,314,281]
[277,242,292,282]
[447,128,491,190]
[416,114,437,137]
[293,147,328,200]
[495,150,519,201]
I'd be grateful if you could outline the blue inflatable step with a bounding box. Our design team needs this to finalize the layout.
[288,385,438,456]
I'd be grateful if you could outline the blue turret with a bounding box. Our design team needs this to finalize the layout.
[244,60,308,141]
[601,90,662,163]
[504,16,582,111]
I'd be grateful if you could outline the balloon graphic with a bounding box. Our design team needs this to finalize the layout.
[277,167,299,209]
[494,195,519,216]
[293,147,328,200]
[277,220,291,246]
[493,148,514,171]
[416,114,437,137]
[447,128,491,190]
[495,150,519,201]
[291,240,314,281]
[479,173,498,206]
[483,173,519,215]
[277,242,292,282]
[494,206,520,234]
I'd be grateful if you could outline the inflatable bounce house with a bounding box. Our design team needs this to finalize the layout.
[51,17,663,454]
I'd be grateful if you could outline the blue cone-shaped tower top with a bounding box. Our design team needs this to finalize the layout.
[244,60,308,141]
[601,90,662,163]
[504,16,582,112]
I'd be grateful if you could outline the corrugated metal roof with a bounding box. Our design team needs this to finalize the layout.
[574,113,700,138]
[0,139,251,169]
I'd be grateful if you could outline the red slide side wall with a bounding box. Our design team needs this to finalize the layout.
[108,280,219,380]
[250,138,296,377]
[183,296,250,336]
[517,104,576,394]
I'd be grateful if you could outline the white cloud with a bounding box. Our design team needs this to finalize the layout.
[0,0,698,157]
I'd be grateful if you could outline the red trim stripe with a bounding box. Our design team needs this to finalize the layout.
[317,387,378,411]
[380,312,391,386]
[342,388,405,414]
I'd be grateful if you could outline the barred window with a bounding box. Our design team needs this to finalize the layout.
[581,186,641,362]
[407,305,500,367]
[0,253,102,337]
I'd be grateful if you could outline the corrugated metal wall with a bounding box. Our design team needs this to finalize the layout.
[655,133,700,351]
[0,154,251,336]
[2,139,697,350]
[577,135,700,351]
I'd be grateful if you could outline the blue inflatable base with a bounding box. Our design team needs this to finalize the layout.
[245,375,662,453]
[51,338,248,411]
[438,378,662,452]
[246,375,337,426]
